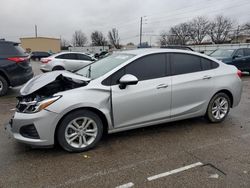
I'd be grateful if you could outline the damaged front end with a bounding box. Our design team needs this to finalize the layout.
[16,71,90,113]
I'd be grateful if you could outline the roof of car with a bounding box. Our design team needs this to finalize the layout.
[0,40,19,45]
[117,48,197,56]
[116,48,222,64]
[53,51,88,56]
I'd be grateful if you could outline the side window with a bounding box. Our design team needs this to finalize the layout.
[102,53,167,86]
[56,53,77,60]
[78,54,92,61]
[111,68,126,85]
[171,53,202,75]
[235,49,244,57]
[125,54,166,81]
[55,54,66,59]
[201,57,219,70]
[244,48,250,56]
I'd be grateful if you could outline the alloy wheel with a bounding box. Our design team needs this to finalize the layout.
[65,117,98,148]
[211,97,229,120]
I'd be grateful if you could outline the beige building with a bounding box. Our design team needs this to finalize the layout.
[20,37,61,53]
[231,35,250,44]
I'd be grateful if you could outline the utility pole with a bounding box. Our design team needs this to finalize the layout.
[35,25,38,38]
[236,25,240,43]
[139,17,142,47]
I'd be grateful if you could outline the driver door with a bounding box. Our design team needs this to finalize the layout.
[111,53,172,128]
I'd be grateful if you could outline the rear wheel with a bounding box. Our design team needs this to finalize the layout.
[0,75,8,96]
[57,110,103,152]
[206,93,231,123]
[52,66,65,71]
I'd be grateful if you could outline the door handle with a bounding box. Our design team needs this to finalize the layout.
[157,84,168,89]
[202,75,212,80]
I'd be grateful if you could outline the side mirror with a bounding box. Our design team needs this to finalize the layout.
[119,74,138,89]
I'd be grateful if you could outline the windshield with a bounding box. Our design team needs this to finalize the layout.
[210,49,234,58]
[76,53,135,79]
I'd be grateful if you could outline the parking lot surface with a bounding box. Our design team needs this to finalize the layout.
[0,61,250,188]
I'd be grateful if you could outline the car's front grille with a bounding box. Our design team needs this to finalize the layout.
[19,124,40,139]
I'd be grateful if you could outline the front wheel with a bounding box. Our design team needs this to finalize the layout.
[57,110,103,152]
[206,93,231,123]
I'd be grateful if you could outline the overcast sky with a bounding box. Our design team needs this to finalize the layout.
[1,0,250,45]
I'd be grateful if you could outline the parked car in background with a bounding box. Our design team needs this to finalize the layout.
[30,51,51,61]
[40,52,96,72]
[0,41,33,96]
[94,51,109,59]
[6,49,242,152]
[210,48,250,72]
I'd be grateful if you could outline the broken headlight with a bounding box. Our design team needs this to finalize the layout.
[16,96,61,113]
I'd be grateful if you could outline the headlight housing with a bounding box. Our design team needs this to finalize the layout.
[16,96,61,113]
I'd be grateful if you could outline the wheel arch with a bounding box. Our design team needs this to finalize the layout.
[213,89,234,108]
[54,107,109,143]
[0,69,10,85]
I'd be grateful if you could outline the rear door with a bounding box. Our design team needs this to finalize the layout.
[57,53,79,70]
[111,53,172,128]
[170,53,216,119]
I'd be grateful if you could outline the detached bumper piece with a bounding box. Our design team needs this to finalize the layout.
[20,124,40,139]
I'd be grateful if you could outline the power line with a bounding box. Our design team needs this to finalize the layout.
[117,0,250,39]
[147,0,250,25]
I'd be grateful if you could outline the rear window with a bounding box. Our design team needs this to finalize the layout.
[0,42,26,57]
[201,57,219,70]
[171,53,202,75]
[56,53,78,60]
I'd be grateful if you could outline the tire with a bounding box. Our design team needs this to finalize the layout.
[57,110,103,152]
[0,75,8,96]
[206,93,231,123]
[52,66,65,71]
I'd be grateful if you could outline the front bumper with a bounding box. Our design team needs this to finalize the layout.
[5,110,59,146]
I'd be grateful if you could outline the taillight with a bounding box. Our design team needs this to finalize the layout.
[7,57,28,63]
[41,58,51,64]
[237,70,242,78]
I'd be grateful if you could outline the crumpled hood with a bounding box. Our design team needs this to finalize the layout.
[20,71,90,96]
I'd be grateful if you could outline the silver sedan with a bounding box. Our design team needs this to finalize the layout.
[6,49,243,152]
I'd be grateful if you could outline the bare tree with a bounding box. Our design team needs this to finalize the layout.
[241,22,250,34]
[61,38,69,50]
[208,15,233,44]
[187,16,210,44]
[91,31,107,46]
[166,34,183,45]
[158,32,168,46]
[108,28,120,49]
[127,42,135,46]
[169,23,191,45]
[61,38,69,47]
[72,30,88,47]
